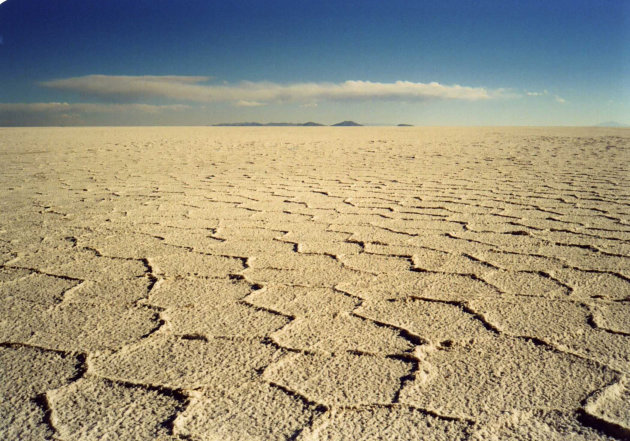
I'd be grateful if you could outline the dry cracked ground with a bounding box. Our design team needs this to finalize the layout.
[0,126,629,441]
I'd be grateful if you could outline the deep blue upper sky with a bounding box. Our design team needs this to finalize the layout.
[1,0,628,125]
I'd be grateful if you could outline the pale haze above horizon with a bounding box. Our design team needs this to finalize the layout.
[0,0,628,126]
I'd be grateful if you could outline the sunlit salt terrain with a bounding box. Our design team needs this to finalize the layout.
[0,127,628,440]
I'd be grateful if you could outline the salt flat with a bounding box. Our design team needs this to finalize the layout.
[0,127,629,440]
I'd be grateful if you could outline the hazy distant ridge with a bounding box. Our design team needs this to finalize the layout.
[215,122,325,127]
[214,121,362,127]
[595,121,629,128]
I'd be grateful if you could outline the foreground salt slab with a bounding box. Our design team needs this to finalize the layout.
[592,303,630,334]
[470,296,630,371]
[91,335,283,389]
[399,335,617,420]
[264,352,413,406]
[584,376,630,438]
[355,298,491,345]
[470,410,618,441]
[297,406,472,441]
[48,378,183,440]
[271,313,414,354]
[174,380,319,440]
[0,345,80,440]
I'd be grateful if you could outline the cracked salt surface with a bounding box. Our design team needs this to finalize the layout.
[0,127,629,440]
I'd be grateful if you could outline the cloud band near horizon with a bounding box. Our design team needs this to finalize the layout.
[41,75,501,105]
[0,102,190,114]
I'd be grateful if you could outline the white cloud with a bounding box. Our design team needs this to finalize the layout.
[554,95,566,103]
[234,100,265,107]
[41,75,501,105]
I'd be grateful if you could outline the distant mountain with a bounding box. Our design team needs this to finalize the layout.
[214,122,325,127]
[397,123,413,127]
[595,121,629,127]
[332,120,362,126]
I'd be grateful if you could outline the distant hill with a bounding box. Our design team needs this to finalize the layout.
[332,121,362,126]
[595,121,629,127]
[214,122,325,127]
[397,123,413,127]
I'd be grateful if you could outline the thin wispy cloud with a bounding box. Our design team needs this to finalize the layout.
[41,75,502,105]
[525,90,566,104]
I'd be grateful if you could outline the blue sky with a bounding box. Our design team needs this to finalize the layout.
[0,0,628,126]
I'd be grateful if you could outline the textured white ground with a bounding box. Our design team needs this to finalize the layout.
[0,127,629,440]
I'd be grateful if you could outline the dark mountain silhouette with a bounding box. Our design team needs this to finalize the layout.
[397,123,413,126]
[332,121,362,126]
